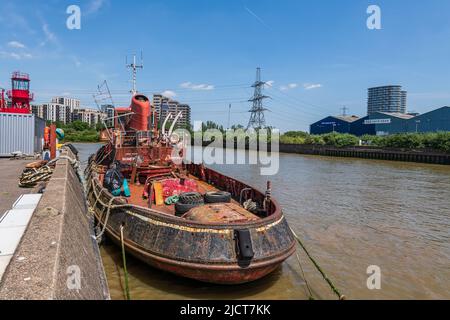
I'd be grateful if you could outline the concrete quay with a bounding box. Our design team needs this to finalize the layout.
[0,149,110,300]
[0,159,35,217]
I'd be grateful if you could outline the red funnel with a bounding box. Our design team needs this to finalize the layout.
[129,94,150,131]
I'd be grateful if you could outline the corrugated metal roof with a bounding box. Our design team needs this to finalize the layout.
[333,115,360,123]
[378,112,415,119]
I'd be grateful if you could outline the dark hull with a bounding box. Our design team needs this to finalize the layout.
[105,222,294,284]
[87,152,296,285]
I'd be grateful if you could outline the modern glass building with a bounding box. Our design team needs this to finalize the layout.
[367,85,407,115]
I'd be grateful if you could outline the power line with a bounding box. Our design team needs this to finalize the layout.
[269,91,327,118]
[31,83,251,95]
[272,86,335,114]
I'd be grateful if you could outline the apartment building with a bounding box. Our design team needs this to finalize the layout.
[152,94,191,129]
[72,108,103,126]
[367,85,407,115]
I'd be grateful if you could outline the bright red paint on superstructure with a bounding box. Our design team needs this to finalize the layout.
[0,88,5,109]
[128,94,150,131]
[0,71,34,114]
[111,95,151,131]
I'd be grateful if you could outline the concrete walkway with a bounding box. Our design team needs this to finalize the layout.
[0,159,34,217]
[0,150,110,300]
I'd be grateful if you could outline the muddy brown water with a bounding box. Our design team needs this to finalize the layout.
[75,143,450,300]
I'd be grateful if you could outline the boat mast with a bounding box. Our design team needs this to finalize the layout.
[126,53,143,96]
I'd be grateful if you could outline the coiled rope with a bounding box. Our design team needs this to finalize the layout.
[289,226,346,300]
[19,165,54,188]
[18,153,80,188]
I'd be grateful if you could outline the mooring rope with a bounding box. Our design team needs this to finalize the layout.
[18,152,81,188]
[120,224,131,300]
[289,226,346,300]
[88,178,133,244]
[95,197,116,241]
[295,251,315,300]
[19,165,54,187]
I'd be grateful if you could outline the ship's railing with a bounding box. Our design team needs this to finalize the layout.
[11,71,30,80]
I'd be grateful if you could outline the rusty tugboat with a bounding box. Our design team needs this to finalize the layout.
[86,81,296,284]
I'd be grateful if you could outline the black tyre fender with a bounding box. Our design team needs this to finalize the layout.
[204,191,232,204]
[175,202,202,216]
[179,192,203,205]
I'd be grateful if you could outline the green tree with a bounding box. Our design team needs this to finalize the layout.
[71,120,90,131]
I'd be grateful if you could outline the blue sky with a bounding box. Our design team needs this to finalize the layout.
[1,0,450,131]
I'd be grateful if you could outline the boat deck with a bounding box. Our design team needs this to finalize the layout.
[127,175,223,215]
[98,172,258,221]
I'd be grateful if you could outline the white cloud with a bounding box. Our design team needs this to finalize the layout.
[7,41,26,49]
[161,90,177,98]
[280,83,298,91]
[180,82,214,91]
[0,4,36,34]
[72,56,82,67]
[264,80,275,89]
[303,83,322,90]
[0,51,33,60]
[43,24,55,42]
[86,0,108,15]
[9,52,21,60]
[40,23,58,47]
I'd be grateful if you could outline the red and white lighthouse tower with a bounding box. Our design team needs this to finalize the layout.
[0,71,34,114]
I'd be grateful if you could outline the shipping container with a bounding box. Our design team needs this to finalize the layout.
[0,112,45,157]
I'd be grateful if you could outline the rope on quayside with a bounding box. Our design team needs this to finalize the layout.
[120,224,131,300]
[289,226,346,300]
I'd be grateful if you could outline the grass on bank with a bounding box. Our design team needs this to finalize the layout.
[280,131,450,153]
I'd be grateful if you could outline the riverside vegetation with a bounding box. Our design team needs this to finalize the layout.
[48,119,450,153]
[48,120,100,143]
[280,131,450,153]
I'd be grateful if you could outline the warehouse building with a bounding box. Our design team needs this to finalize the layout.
[310,115,360,135]
[359,112,415,136]
[409,106,450,133]
[310,106,450,136]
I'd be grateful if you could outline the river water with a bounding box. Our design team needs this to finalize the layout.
[75,143,450,300]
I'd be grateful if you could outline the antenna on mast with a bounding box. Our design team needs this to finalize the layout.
[126,52,144,96]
